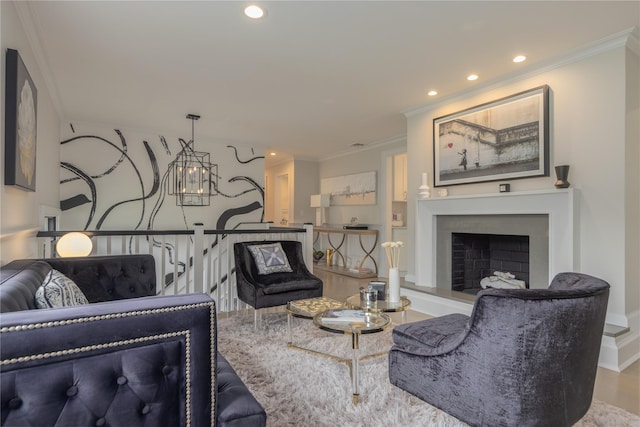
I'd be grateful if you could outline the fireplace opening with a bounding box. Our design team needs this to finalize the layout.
[451,233,529,294]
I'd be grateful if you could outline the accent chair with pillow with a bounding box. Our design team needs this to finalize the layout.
[388,272,610,427]
[234,240,323,310]
[0,255,266,427]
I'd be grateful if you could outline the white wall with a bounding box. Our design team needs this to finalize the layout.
[625,46,640,317]
[406,40,639,333]
[292,159,319,225]
[265,159,319,226]
[319,142,404,227]
[264,159,293,224]
[1,1,61,264]
[318,140,406,274]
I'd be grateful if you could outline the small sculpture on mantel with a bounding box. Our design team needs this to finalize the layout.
[418,172,431,198]
[554,165,571,188]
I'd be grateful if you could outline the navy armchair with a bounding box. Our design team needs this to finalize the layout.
[234,240,323,310]
[389,272,610,427]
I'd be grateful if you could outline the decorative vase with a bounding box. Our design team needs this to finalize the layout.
[388,267,400,303]
[326,249,334,266]
[554,165,570,188]
[418,172,431,199]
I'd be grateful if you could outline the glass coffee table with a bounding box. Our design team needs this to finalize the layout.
[344,294,411,323]
[286,296,345,350]
[312,308,391,404]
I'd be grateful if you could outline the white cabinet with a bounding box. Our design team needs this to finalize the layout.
[393,153,407,202]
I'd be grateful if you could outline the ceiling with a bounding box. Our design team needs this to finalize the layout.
[18,1,639,165]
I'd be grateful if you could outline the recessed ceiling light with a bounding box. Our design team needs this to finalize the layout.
[270,152,276,156]
[428,90,438,96]
[513,55,527,63]
[244,5,265,19]
[467,74,479,81]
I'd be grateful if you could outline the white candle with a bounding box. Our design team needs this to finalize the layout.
[421,172,427,187]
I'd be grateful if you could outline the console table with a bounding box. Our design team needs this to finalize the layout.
[313,226,379,278]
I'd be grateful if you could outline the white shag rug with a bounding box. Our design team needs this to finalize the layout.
[217,312,639,427]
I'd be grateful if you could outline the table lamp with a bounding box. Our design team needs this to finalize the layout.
[56,232,93,257]
[310,194,330,226]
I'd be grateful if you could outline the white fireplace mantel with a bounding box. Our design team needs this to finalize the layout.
[415,189,575,287]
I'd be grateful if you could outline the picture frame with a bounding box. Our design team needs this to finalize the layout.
[5,48,38,191]
[320,171,376,205]
[433,85,549,187]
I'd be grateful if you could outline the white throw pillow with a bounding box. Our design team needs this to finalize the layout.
[35,269,89,309]
[248,242,293,275]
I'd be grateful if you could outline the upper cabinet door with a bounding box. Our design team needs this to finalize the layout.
[393,153,407,201]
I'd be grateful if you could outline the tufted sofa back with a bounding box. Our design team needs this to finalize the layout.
[0,255,156,313]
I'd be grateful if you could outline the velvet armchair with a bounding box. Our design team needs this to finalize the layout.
[389,272,610,427]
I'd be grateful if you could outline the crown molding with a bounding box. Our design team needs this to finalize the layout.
[404,27,638,118]
[14,1,64,120]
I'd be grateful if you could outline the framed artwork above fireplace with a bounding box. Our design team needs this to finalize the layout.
[433,85,549,187]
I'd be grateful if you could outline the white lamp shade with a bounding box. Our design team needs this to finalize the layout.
[57,232,93,257]
[310,194,330,208]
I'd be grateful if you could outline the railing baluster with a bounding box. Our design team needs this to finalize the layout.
[160,235,166,296]
[193,223,204,296]
[185,234,191,294]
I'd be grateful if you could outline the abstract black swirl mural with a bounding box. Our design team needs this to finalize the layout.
[60,124,264,231]
[59,123,266,283]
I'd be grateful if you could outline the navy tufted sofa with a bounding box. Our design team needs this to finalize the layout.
[0,255,266,427]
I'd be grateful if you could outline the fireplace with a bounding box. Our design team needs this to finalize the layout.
[415,189,575,291]
[451,232,529,293]
[436,214,546,289]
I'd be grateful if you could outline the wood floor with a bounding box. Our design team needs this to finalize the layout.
[313,269,640,416]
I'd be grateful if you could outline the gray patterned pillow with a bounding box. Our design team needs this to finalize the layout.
[248,242,293,275]
[35,269,89,309]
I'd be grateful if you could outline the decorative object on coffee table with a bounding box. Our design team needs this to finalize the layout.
[345,293,411,324]
[359,287,377,308]
[382,241,403,302]
[554,164,571,188]
[369,281,386,300]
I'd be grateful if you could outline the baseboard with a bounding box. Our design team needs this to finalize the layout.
[599,330,640,372]
[402,288,473,318]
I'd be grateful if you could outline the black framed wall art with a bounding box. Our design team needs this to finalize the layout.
[433,85,549,187]
[5,48,38,191]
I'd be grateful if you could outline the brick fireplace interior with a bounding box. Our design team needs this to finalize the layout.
[451,232,530,294]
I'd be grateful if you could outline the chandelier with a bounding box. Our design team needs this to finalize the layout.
[168,114,218,206]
